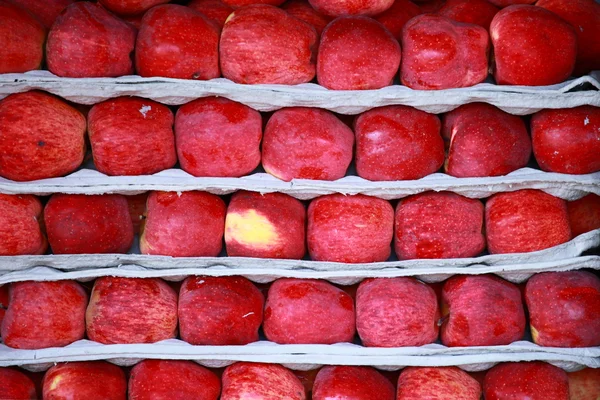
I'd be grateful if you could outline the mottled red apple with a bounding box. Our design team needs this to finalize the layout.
[264,278,355,344]
[136,5,220,80]
[317,16,400,90]
[526,271,600,348]
[282,0,332,36]
[0,194,46,255]
[129,360,221,400]
[397,367,481,399]
[568,194,600,237]
[356,278,439,347]
[46,2,137,77]
[140,191,225,257]
[0,91,86,182]
[6,0,73,28]
[0,1,45,74]
[175,97,262,177]
[313,366,395,400]
[220,5,317,84]
[86,277,178,344]
[127,192,149,234]
[485,189,571,254]
[437,0,499,29]
[490,5,577,86]
[568,368,600,400]
[262,108,353,181]
[1,280,87,349]
[309,0,393,16]
[98,0,170,15]
[401,15,489,90]
[188,0,233,28]
[308,194,394,263]
[0,368,37,400]
[179,276,264,345]
[374,0,421,41]
[89,97,176,176]
[484,362,569,400]
[221,363,305,400]
[225,191,306,259]
[531,106,600,175]
[43,362,127,400]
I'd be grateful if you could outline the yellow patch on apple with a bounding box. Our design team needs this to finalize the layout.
[226,210,280,250]
[531,325,539,343]
[48,375,63,391]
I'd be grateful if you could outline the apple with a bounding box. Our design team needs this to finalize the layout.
[6,0,73,28]
[356,277,439,347]
[397,367,481,399]
[44,194,134,254]
[374,0,421,41]
[263,278,355,344]
[307,194,394,263]
[355,105,444,181]
[1,280,87,349]
[525,271,600,348]
[221,362,306,400]
[262,107,353,181]
[401,15,489,90]
[485,189,571,254]
[127,192,149,235]
[395,192,485,260]
[0,368,37,400]
[442,103,531,177]
[317,16,400,90]
[308,0,393,17]
[175,97,262,177]
[89,97,177,176]
[0,194,46,255]
[313,366,395,400]
[179,276,264,345]
[140,191,225,257]
[282,0,332,36]
[483,362,569,400]
[437,0,499,29]
[129,360,221,400]
[441,275,525,347]
[188,0,233,29]
[0,91,86,182]
[0,1,45,74]
[536,0,600,76]
[225,191,306,259]
[136,5,220,80]
[220,5,317,85]
[568,368,600,400]
[568,194,600,237]
[43,361,126,400]
[490,5,577,86]
[531,106,600,175]
[98,0,170,15]
[46,2,137,78]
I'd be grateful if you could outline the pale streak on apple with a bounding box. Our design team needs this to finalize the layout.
[138,105,152,118]
[225,210,280,250]
[242,312,255,318]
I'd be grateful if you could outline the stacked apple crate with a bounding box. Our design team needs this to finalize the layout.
[1,0,600,398]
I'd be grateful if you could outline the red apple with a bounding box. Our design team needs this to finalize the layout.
[531,106,600,175]
[89,97,177,176]
[317,16,400,90]
[568,368,600,400]
[0,194,46,255]
[188,0,233,29]
[44,194,134,254]
[485,189,571,254]
[6,0,74,28]
[525,271,600,348]
[220,5,317,84]
[43,361,126,400]
[397,367,481,399]
[441,275,525,347]
[140,191,225,257]
[356,277,439,347]
[282,0,332,36]
[568,194,600,237]
[442,103,531,177]
[483,362,569,400]
[127,192,149,234]
[136,5,220,80]
[437,0,499,29]
[46,2,137,78]
[129,360,221,400]
[355,105,444,181]
[262,107,354,181]
[1,280,87,349]
[263,278,355,344]
[536,0,600,76]
[307,194,394,263]
[401,15,489,90]
[309,0,393,17]
[98,0,170,15]
[490,5,577,86]
[0,91,86,182]
[179,276,264,345]
[225,191,306,259]
[86,277,178,344]
[175,97,262,177]
[0,1,45,74]
[221,362,306,400]
[374,0,421,41]
[395,192,485,260]
[313,366,395,400]
[0,368,37,400]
